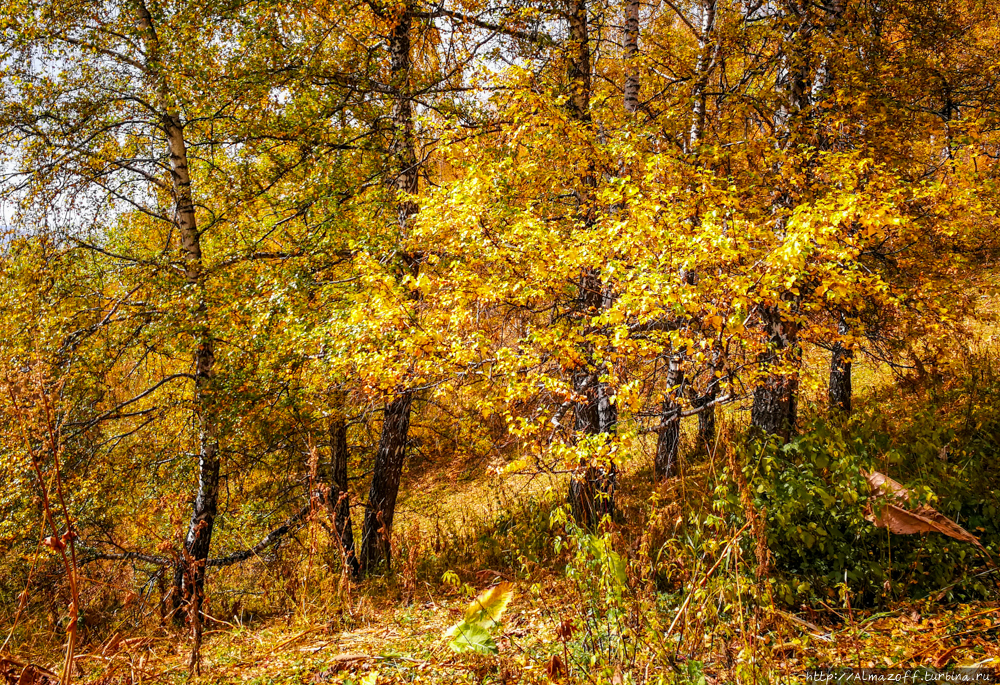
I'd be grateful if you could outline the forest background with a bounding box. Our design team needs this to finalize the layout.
[2,0,1000,682]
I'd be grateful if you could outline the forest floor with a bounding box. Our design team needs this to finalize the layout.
[33,586,999,685]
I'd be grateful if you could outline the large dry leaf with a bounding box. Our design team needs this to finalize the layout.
[865,471,912,501]
[864,471,985,552]
[463,582,514,628]
[0,660,56,685]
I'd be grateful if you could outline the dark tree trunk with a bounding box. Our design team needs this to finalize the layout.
[568,356,618,526]
[562,0,619,527]
[568,463,618,528]
[749,0,811,445]
[329,413,359,576]
[696,383,717,451]
[655,410,680,481]
[829,319,852,413]
[654,358,683,481]
[751,306,799,441]
[751,375,797,440]
[359,393,413,573]
[354,1,419,576]
[567,268,619,527]
[572,366,617,435]
[694,351,721,451]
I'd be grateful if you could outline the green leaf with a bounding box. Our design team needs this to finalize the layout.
[443,582,515,654]
[446,620,498,654]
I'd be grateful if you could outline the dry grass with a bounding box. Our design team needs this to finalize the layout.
[36,576,995,685]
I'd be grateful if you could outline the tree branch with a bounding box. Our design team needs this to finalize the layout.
[413,9,555,46]
[206,501,315,567]
[78,499,317,569]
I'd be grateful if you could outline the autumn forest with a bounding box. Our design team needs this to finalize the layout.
[2,0,1000,682]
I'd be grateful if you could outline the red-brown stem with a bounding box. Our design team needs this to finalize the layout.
[5,371,81,685]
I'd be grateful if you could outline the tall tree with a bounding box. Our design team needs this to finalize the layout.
[749,0,814,440]
[563,0,622,526]
[129,2,219,650]
[356,0,421,575]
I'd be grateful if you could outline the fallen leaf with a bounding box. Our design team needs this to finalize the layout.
[933,646,961,668]
[546,654,566,681]
[865,471,912,501]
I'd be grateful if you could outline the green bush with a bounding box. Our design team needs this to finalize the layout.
[716,389,1000,607]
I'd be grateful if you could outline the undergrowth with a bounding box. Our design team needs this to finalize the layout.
[3,352,1000,683]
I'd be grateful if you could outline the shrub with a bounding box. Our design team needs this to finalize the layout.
[717,398,1000,607]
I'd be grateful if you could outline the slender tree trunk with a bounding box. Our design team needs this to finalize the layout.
[667,0,719,450]
[829,318,852,413]
[757,0,847,431]
[566,0,618,526]
[654,358,683,480]
[359,393,413,572]
[567,269,619,526]
[561,0,619,527]
[623,0,640,113]
[134,3,218,654]
[329,411,359,576]
[359,3,419,573]
[688,0,718,151]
